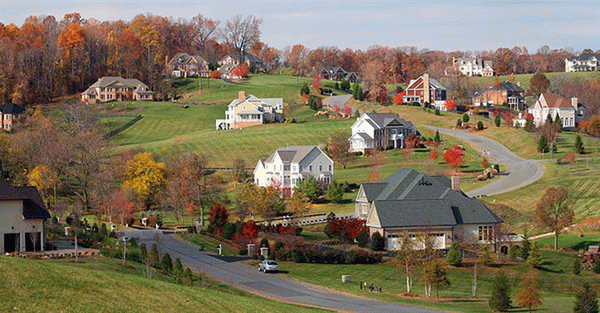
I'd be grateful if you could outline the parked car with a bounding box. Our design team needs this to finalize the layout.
[258,260,279,273]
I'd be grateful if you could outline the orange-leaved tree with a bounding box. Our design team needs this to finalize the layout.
[445,99,457,111]
[535,186,574,249]
[515,275,542,313]
[443,145,465,168]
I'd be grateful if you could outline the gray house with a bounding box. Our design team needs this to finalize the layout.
[349,113,420,152]
[355,168,503,251]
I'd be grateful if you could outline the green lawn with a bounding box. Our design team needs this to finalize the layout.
[178,233,240,256]
[534,231,600,250]
[0,256,326,313]
[279,248,600,313]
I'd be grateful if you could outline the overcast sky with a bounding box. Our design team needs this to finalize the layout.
[1,0,598,53]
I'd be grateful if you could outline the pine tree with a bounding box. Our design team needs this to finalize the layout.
[593,257,600,274]
[356,229,369,248]
[477,120,484,130]
[575,135,585,154]
[446,242,462,266]
[161,252,173,272]
[149,243,160,267]
[520,229,531,260]
[494,114,501,127]
[537,135,549,153]
[516,275,542,313]
[489,270,512,312]
[182,268,194,286]
[370,232,384,251]
[462,113,470,123]
[434,130,441,142]
[140,243,148,262]
[174,258,183,274]
[479,244,494,267]
[574,282,599,313]
[527,242,543,269]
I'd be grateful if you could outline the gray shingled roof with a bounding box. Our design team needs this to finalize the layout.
[568,52,600,61]
[0,103,25,115]
[364,168,502,227]
[264,145,326,165]
[0,180,50,219]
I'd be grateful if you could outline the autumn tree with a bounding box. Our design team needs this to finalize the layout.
[565,151,577,169]
[27,165,59,206]
[327,129,351,168]
[529,71,550,97]
[191,14,219,55]
[287,191,310,220]
[230,62,250,78]
[242,220,259,239]
[121,152,167,210]
[220,15,262,63]
[445,99,457,111]
[164,169,195,227]
[236,183,284,221]
[535,187,574,249]
[516,275,542,313]
[284,44,309,75]
[102,188,139,225]
[208,202,229,236]
[394,92,404,105]
[396,232,420,293]
[422,260,450,301]
[443,145,465,168]
[430,149,439,160]
[311,74,322,92]
[232,158,247,182]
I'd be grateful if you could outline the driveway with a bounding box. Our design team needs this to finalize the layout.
[125,229,443,313]
[426,126,545,197]
[324,95,352,110]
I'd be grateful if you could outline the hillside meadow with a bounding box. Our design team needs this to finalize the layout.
[0,256,326,313]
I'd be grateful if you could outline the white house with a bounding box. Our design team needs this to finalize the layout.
[1,180,50,254]
[349,113,419,152]
[452,57,495,77]
[565,53,600,72]
[216,91,283,130]
[528,93,585,129]
[254,145,333,198]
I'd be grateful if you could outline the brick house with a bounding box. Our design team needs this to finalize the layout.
[472,81,526,110]
[403,74,447,110]
[167,53,210,78]
[0,103,25,131]
[81,77,153,104]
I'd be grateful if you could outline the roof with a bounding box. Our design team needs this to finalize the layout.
[363,168,502,228]
[0,180,50,219]
[540,93,575,109]
[567,53,600,61]
[475,81,524,96]
[264,145,330,165]
[0,103,25,115]
[85,77,152,93]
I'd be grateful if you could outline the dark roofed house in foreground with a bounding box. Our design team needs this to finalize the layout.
[355,168,503,251]
[0,180,50,254]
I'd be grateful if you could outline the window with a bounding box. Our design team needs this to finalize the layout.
[478,225,493,242]
[283,165,290,171]
[328,165,332,171]
[299,165,303,172]
[309,165,312,172]
[319,165,322,171]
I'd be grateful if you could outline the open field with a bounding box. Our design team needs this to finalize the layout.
[534,231,600,250]
[0,256,326,313]
[279,247,600,313]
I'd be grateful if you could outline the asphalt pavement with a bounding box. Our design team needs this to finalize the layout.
[124,229,445,313]
[425,126,545,197]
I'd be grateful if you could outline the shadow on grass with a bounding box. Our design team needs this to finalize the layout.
[571,241,600,251]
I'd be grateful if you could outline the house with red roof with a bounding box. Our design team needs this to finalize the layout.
[527,93,585,129]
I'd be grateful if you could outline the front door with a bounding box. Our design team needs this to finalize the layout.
[3,233,19,253]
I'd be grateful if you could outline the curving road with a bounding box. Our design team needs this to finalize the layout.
[124,229,444,313]
[425,126,545,197]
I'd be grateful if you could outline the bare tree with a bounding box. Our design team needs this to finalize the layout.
[220,14,263,63]
[191,14,220,55]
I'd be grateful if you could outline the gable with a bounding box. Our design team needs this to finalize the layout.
[366,202,381,227]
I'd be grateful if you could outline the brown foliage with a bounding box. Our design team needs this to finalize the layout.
[535,187,574,249]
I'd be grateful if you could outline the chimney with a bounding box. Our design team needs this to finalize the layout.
[451,176,460,191]
[571,97,578,109]
[238,91,246,101]
[423,73,430,105]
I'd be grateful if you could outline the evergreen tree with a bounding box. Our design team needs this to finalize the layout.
[161,252,173,272]
[149,243,160,266]
[494,114,501,127]
[456,118,462,127]
[554,115,562,129]
[325,180,345,203]
[527,242,543,269]
[434,130,441,142]
[174,258,183,275]
[370,232,384,251]
[477,120,484,130]
[509,245,520,260]
[182,268,194,286]
[489,271,512,312]
[446,242,462,266]
[140,243,148,262]
[356,229,369,248]
[546,113,554,125]
[520,230,531,260]
[462,113,470,123]
[479,244,494,267]
[294,175,321,202]
[300,83,310,96]
[537,135,549,153]
[593,257,600,274]
[575,135,585,154]
[574,282,599,313]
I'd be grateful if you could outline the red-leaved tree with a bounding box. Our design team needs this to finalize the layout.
[493,108,500,117]
[210,70,221,79]
[242,220,259,239]
[325,218,368,243]
[404,133,420,149]
[504,112,513,127]
[445,99,457,111]
[394,92,406,105]
[208,202,229,236]
[443,145,465,168]
[333,104,340,113]
[230,62,250,78]
[311,74,322,91]
[430,149,438,160]
[342,104,352,116]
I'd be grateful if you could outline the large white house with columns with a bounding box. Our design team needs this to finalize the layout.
[254,145,333,198]
[1,180,50,254]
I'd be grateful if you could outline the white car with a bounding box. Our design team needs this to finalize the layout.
[258,260,279,273]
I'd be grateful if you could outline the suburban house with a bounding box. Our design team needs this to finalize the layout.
[355,168,503,251]
[403,74,447,110]
[167,53,209,78]
[314,67,358,83]
[81,77,153,104]
[0,103,25,131]
[527,93,585,129]
[348,113,420,152]
[472,81,526,110]
[0,180,50,254]
[253,145,334,198]
[218,53,265,73]
[452,57,495,77]
[215,91,283,130]
[565,52,600,72]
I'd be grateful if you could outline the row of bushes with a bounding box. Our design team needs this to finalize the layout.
[274,246,382,264]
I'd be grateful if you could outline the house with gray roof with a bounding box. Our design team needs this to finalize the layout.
[216,91,283,130]
[472,81,526,110]
[0,103,25,131]
[0,180,50,254]
[565,52,600,72]
[81,76,153,104]
[167,53,209,78]
[403,74,447,111]
[315,67,358,83]
[452,57,494,77]
[355,168,502,251]
[254,145,333,198]
[349,112,419,152]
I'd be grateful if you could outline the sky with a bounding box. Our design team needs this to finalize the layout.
[0,0,598,53]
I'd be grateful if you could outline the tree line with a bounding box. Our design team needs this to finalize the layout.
[1,12,595,106]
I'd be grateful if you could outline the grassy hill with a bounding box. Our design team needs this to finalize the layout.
[0,256,325,313]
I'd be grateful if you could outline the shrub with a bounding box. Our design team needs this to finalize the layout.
[259,238,269,248]
[462,113,470,123]
[274,240,285,251]
[494,114,501,127]
[187,226,196,234]
[182,268,193,286]
[593,257,600,274]
[161,253,173,272]
[223,222,235,239]
[479,244,494,266]
[356,229,369,248]
[446,242,462,266]
[489,271,512,312]
[456,118,462,128]
[573,282,599,313]
[509,245,520,260]
[140,243,148,262]
[149,243,160,266]
[347,249,382,264]
[173,258,183,275]
[370,232,385,251]
[477,120,484,130]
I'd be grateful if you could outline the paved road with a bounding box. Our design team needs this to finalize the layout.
[426,126,545,197]
[124,229,444,313]
[324,95,352,110]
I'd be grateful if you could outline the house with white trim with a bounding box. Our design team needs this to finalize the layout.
[403,74,447,110]
[254,145,333,198]
[349,113,419,152]
[527,93,585,129]
[81,77,153,104]
[452,57,494,77]
[565,53,600,72]
[216,91,283,130]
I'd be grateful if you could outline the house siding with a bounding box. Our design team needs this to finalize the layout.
[0,200,45,253]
